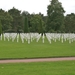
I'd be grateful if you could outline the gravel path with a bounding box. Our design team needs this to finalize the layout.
[0,57,75,64]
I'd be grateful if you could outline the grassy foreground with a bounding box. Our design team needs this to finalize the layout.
[0,37,75,59]
[0,61,75,75]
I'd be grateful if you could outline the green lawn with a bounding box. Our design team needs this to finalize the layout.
[0,37,75,59]
[0,61,75,75]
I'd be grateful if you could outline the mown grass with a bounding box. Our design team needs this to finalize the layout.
[0,61,75,75]
[0,37,75,59]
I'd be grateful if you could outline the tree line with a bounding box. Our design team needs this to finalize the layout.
[0,0,75,35]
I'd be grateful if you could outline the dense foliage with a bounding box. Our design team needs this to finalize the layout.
[0,0,75,33]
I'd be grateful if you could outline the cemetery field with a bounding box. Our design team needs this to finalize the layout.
[0,36,75,59]
[0,60,75,75]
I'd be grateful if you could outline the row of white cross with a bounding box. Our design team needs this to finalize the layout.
[45,33,75,44]
[0,33,75,44]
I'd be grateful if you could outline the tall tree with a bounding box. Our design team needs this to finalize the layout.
[24,17,29,33]
[0,9,13,32]
[38,19,43,34]
[8,7,22,32]
[21,11,30,32]
[64,13,75,33]
[47,0,65,32]
[30,14,44,33]
[39,13,46,33]
[0,20,2,35]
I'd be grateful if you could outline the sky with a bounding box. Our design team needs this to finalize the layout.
[0,0,75,16]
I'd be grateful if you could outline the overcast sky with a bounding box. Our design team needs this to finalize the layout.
[0,0,75,15]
